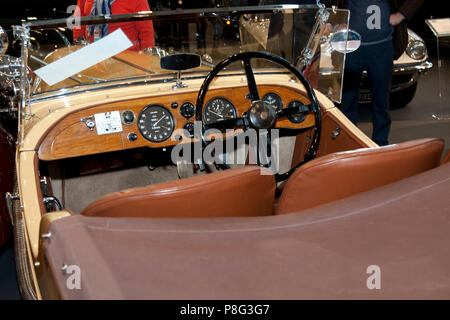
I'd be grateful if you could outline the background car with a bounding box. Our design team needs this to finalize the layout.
[358,29,432,108]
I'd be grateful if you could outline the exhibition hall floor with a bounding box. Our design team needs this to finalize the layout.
[359,56,450,152]
[0,57,448,300]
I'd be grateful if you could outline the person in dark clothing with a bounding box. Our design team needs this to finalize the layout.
[269,1,422,145]
[335,0,423,145]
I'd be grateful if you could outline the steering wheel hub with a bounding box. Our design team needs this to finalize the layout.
[248,100,277,129]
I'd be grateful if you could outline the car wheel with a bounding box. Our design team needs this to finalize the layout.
[389,82,417,109]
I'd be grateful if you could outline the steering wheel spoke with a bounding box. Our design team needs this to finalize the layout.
[243,58,260,102]
[276,103,314,119]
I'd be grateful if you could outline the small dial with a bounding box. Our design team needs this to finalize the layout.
[203,98,237,124]
[180,102,195,119]
[262,92,283,112]
[138,105,175,142]
[121,110,135,125]
[287,100,307,124]
[183,122,195,138]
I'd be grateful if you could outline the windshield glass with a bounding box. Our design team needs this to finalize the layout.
[20,5,348,102]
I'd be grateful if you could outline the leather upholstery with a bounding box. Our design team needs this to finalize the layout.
[275,138,444,215]
[81,166,276,218]
[46,163,450,299]
[442,150,450,165]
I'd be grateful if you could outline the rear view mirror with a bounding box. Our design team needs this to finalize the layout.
[160,53,201,71]
[329,29,361,54]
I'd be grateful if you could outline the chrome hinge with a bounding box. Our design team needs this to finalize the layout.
[5,192,20,226]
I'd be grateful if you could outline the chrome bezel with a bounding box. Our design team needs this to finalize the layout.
[203,97,237,125]
[138,104,175,143]
[406,40,427,61]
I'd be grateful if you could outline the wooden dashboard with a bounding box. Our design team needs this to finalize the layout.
[38,85,314,161]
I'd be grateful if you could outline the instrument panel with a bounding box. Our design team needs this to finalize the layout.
[38,85,315,161]
[138,105,175,142]
[203,97,237,125]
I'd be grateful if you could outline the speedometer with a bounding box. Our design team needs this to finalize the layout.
[138,105,175,142]
[203,97,237,124]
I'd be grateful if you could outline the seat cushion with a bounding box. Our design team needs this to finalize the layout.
[81,166,276,218]
[275,138,444,215]
[45,164,450,299]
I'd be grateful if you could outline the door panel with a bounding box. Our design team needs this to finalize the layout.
[0,126,15,247]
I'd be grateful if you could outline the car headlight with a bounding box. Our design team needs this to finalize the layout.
[406,29,427,60]
[406,40,427,60]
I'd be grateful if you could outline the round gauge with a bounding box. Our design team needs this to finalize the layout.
[203,97,237,124]
[180,102,196,119]
[262,92,283,112]
[287,100,307,124]
[183,122,195,138]
[138,105,175,142]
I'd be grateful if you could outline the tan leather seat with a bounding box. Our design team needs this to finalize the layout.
[442,150,450,165]
[81,166,276,218]
[275,138,444,215]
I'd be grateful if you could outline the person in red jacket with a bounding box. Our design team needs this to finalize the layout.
[73,0,155,51]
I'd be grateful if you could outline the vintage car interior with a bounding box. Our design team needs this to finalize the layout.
[1,5,449,300]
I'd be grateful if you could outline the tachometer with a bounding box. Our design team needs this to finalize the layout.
[138,105,175,142]
[203,97,237,124]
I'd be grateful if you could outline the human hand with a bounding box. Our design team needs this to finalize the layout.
[390,12,405,26]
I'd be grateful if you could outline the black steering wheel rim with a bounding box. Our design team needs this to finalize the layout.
[195,51,321,181]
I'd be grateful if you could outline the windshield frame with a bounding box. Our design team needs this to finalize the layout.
[24,5,321,30]
[19,4,326,99]
[13,4,350,146]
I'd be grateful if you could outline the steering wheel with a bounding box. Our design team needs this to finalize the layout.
[195,51,321,182]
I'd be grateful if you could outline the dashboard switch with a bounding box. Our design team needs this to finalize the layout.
[128,132,138,142]
[121,110,135,125]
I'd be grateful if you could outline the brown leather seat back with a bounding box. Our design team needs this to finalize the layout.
[442,149,450,165]
[275,138,444,215]
[81,166,276,218]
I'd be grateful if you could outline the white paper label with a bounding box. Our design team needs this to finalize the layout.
[94,111,123,135]
[34,29,133,86]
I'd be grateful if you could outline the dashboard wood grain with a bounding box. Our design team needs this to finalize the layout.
[38,85,314,160]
